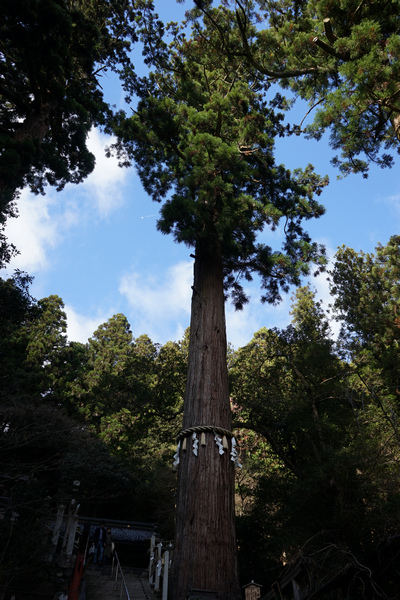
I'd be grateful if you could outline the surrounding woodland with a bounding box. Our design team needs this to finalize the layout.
[2,241,400,597]
[1,0,400,598]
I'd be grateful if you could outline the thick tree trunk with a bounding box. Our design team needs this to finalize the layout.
[171,241,240,600]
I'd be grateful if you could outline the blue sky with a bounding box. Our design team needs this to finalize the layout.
[4,1,400,349]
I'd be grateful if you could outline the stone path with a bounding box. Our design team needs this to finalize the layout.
[82,564,157,600]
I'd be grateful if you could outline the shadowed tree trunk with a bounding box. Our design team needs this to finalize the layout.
[171,240,240,600]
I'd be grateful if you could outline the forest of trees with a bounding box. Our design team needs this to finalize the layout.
[2,239,400,597]
[1,1,400,599]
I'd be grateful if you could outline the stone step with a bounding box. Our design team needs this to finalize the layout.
[83,572,116,600]
[83,564,157,600]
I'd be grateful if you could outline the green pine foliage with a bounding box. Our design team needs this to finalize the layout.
[331,236,400,358]
[67,315,185,458]
[192,0,400,176]
[111,5,328,308]
[330,236,400,458]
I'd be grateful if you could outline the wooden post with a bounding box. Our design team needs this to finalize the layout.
[65,500,79,556]
[66,513,79,556]
[149,534,156,585]
[63,499,78,551]
[162,550,169,600]
[52,504,65,545]
[155,543,162,591]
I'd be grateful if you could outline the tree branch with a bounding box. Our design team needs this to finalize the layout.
[313,36,342,59]
[232,420,303,479]
[323,18,337,45]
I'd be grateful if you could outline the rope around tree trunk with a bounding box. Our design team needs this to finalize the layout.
[176,425,233,442]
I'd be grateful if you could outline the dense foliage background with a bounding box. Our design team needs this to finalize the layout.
[2,238,400,597]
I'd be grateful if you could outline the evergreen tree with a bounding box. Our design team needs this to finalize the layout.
[0,283,70,404]
[0,279,135,595]
[64,315,186,530]
[193,0,400,176]
[112,8,327,599]
[231,286,400,596]
[330,236,400,360]
[330,236,400,443]
[70,313,139,441]
[68,312,186,455]
[0,271,35,401]
[0,0,147,246]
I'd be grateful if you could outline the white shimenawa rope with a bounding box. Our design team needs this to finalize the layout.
[173,425,242,468]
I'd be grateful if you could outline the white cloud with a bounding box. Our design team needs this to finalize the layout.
[5,189,60,272]
[379,192,400,216]
[226,293,292,349]
[4,127,131,275]
[83,128,130,216]
[119,259,296,348]
[65,305,112,344]
[119,260,193,343]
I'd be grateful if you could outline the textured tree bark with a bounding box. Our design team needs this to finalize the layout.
[171,240,240,600]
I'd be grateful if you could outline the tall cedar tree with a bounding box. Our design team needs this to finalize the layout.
[193,0,400,177]
[112,8,327,600]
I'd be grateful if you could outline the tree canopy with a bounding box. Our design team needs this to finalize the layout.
[191,0,400,177]
[2,1,400,598]
[0,0,154,271]
[2,252,400,598]
[230,283,400,597]
[0,0,143,205]
[112,5,328,308]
